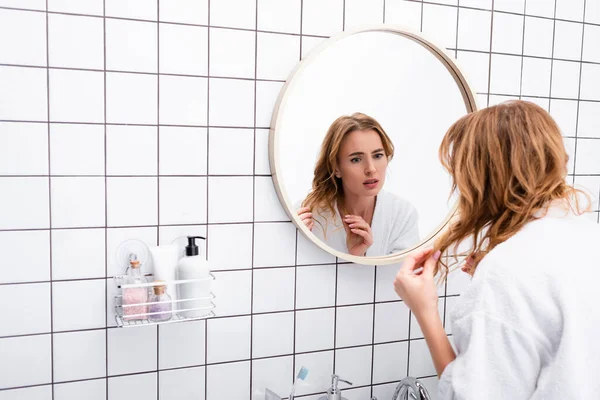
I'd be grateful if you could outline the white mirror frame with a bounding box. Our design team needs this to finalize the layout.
[269,24,478,265]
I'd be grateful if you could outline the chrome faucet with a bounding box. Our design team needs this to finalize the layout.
[392,377,431,400]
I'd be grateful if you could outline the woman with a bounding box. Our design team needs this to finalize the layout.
[297,112,419,256]
[394,100,600,399]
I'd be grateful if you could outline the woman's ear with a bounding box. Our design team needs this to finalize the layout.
[335,170,341,178]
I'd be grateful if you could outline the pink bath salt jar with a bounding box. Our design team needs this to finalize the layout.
[122,259,149,321]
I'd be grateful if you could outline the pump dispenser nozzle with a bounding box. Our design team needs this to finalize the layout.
[185,236,205,256]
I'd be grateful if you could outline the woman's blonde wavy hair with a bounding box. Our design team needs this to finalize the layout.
[302,112,394,235]
[433,100,590,281]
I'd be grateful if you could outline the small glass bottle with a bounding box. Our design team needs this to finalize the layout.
[148,281,172,322]
[123,258,149,321]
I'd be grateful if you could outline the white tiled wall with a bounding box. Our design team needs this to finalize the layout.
[0,1,599,399]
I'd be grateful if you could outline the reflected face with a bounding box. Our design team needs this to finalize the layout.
[336,129,388,197]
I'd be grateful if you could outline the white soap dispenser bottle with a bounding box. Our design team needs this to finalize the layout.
[176,236,211,318]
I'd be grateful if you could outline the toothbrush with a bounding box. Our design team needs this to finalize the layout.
[289,366,309,400]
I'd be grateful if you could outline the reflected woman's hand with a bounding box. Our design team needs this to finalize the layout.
[297,207,314,231]
[344,215,374,256]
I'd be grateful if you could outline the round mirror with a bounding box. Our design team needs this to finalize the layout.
[269,25,477,265]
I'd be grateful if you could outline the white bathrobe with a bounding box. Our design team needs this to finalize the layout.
[438,202,600,399]
[308,191,420,256]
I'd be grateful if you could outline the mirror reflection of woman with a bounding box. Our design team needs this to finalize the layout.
[297,112,419,256]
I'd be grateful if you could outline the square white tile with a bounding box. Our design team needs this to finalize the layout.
[48,14,103,69]
[583,24,600,63]
[51,177,105,228]
[106,19,157,73]
[522,96,550,111]
[159,127,207,175]
[48,0,103,15]
[336,264,374,305]
[52,231,104,282]
[208,128,254,175]
[375,263,402,302]
[0,0,45,9]
[521,57,552,97]
[50,124,104,175]
[0,335,51,388]
[564,137,576,175]
[456,51,490,94]
[296,264,336,309]
[577,101,600,138]
[252,356,293,400]
[575,139,600,175]
[374,301,410,343]
[208,78,254,127]
[0,66,47,121]
[159,0,208,25]
[159,367,206,400]
[551,60,581,99]
[159,177,207,224]
[105,0,157,20]
[207,176,253,223]
[492,12,524,55]
[257,0,301,34]
[0,230,49,283]
[489,54,522,95]
[334,346,372,387]
[0,9,45,66]
[255,129,270,174]
[523,16,554,58]
[0,283,50,337]
[549,99,579,136]
[253,267,295,313]
[106,125,157,176]
[210,0,255,29]
[457,9,492,52]
[556,0,585,21]
[256,81,284,128]
[106,72,157,124]
[580,63,600,101]
[211,270,252,316]
[253,223,296,267]
[408,338,436,377]
[296,232,337,266]
[293,351,333,396]
[384,0,421,32]
[372,341,408,383]
[207,223,253,270]
[206,361,250,400]
[302,0,343,36]
[0,386,52,400]
[158,224,207,246]
[52,280,105,331]
[585,0,600,24]
[254,177,289,222]
[335,304,374,348]
[53,330,106,382]
[459,0,492,8]
[206,316,251,363]
[161,70,210,127]
[252,312,294,358]
[105,226,157,276]
[159,24,208,75]
[210,28,255,79]
[159,320,206,369]
[49,69,104,123]
[54,379,106,400]
[553,21,584,61]
[108,326,157,375]
[525,0,555,18]
[107,177,157,227]
[344,0,384,29]
[422,3,458,50]
[494,0,525,13]
[0,177,49,230]
[301,36,327,59]
[107,373,157,400]
[257,32,300,81]
[295,308,335,352]
[0,122,48,175]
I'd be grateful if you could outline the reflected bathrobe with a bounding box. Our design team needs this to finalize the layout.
[438,202,600,399]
